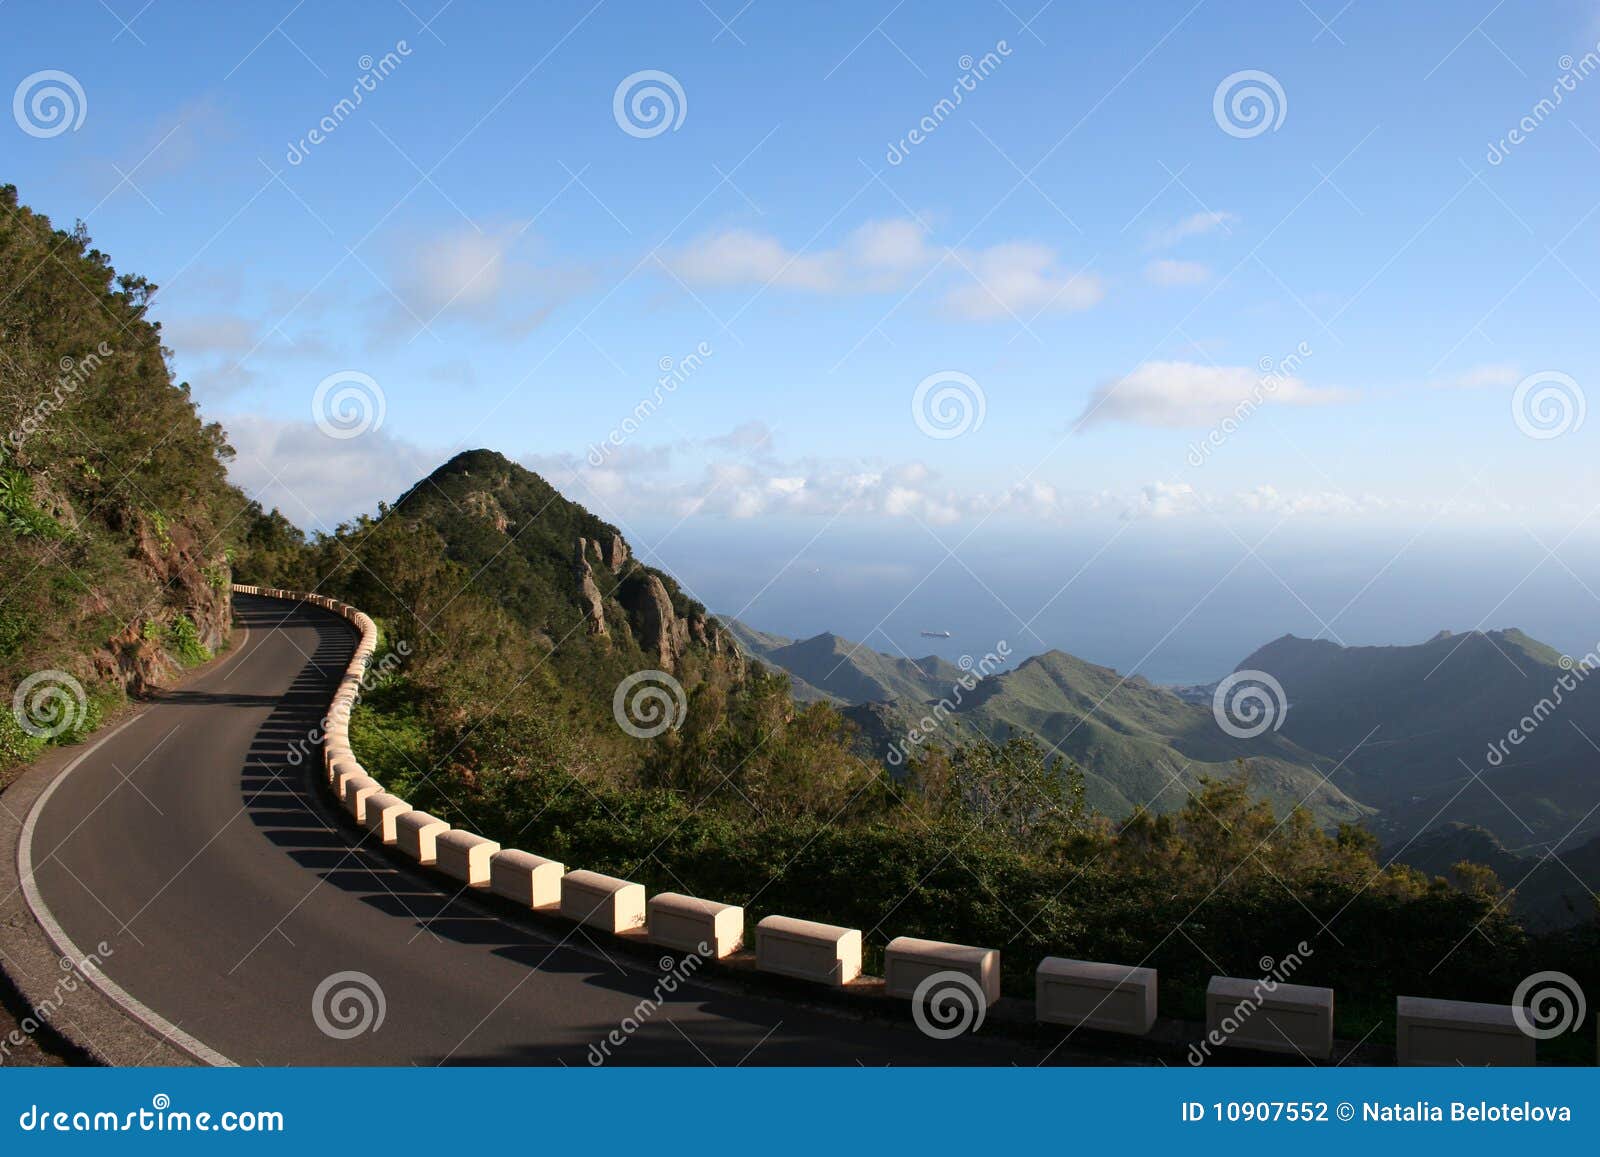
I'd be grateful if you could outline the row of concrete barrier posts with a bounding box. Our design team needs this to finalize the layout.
[232,584,1543,1066]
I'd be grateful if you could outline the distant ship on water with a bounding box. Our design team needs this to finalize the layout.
[919,630,953,638]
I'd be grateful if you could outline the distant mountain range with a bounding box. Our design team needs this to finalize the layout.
[726,617,1600,922]
[724,620,1370,827]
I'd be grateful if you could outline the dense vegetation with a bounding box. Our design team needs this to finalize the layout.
[234,452,1598,1048]
[0,185,248,774]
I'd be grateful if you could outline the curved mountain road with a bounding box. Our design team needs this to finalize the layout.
[16,595,1103,1066]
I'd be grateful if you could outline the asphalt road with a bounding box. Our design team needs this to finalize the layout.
[22,595,1095,1066]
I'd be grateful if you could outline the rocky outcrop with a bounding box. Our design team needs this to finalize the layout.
[573,540,608,637]
[85,507,233,695]
[622,573,677,670]
[606,534,628,573]
[616,576,742,677]
[464,491,512,533]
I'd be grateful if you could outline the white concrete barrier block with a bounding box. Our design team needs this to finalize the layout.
[754,916,861,986]
[1036,957,1157,1035]
[1206,976,1334,1059]
[396,811,450,865]
[885,936,1000,1005]
[648,893,744,958]
[363,793,412,844]
[1396,996,1536,1066]
[434,830,500,887]
[559,869,646,933]
[488,849,564,910]
[330,758,366,797]
[341,774,382,825]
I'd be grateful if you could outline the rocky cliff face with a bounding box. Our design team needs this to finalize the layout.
[385,449,742,683]
[94,507,232,695]
[573,539,609,637]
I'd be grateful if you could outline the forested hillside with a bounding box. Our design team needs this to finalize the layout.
[0,185,252,776]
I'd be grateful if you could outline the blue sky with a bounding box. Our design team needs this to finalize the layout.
[5,0,1599,543]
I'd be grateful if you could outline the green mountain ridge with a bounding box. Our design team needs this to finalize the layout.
[1235,629,1600,848]
[1394,822,1600,929]
[727,616,1600,863]
[724,617,1370,827]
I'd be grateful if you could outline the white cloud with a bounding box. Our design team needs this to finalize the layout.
[160,314,259,355]
[379,224,576,338]
[1077,361,1352,428]
[223,415,438,530]
[942,242,1104,320]
[1125,481,1199,520]
[667,220,1103,319]
[668,218,937,293]
[669,228,840,290]
[1148,210,1237,250]
[1428,362,1520,389]
[1145,258,1211,287]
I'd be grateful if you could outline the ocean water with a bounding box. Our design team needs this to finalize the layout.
[634,519,1600,685]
